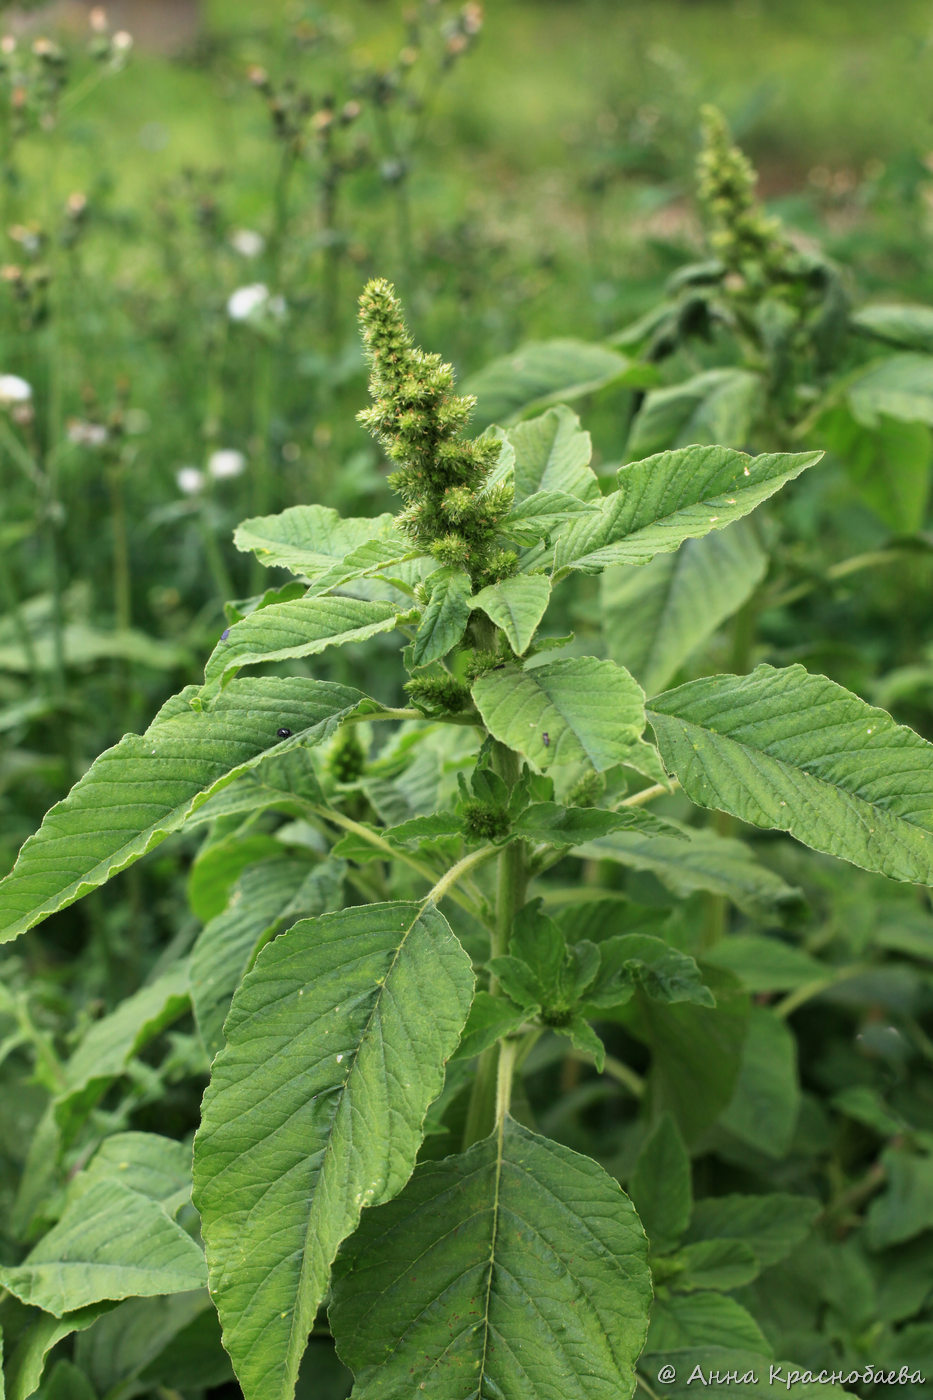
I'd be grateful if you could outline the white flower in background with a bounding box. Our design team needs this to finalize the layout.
[67,419,109,447]
[208,448,246,480]
[112,31,132,52]
[227,282,286,324]
[0,374,33,406]
[176,466,205,495]
[230,228,265,259]
[227,283,269,321]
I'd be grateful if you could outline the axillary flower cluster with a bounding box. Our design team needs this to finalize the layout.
[357,277,517,590]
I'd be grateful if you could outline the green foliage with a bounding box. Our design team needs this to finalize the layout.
[4,256,933,1400]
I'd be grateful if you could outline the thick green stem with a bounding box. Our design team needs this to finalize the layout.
[463,741,528,1146]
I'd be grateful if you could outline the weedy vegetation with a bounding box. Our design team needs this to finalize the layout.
[2,7,933,1400]
[1,275,933,1399]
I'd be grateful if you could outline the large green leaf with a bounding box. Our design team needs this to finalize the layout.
[820,402,932,534]
[573,825,799,918]
[410,566,472,667]
[233,505,401,577]
[499,489,599,545]
[507,404,601,502]
[719,1007,799,1157]
[648,664,933,883]
[191,857,344,1062]
[192,902,474,1400]
[471,573,551,654]
[685,1193,819,1268]
[56,964,191,1134]
[625,368,762,460]
[645,1291,769,1357]
[472,656,647,774]
[553,447,821,575]
[66,1133,193,1215]
[601,521,767,697]
[866,1148,933,1248]
[852,304,933,354]
[3,1305,111,1400]
[629,1114,692,1252]
[846,353,933,427]
[0,1181,206,1315]
[329,1117,652,1400]
[629,970,749,1144]
[72,1292,217,1399]
[203,596,400,687]
[0,678,361,944]
[512,801,682,845]
[465,340,637,429]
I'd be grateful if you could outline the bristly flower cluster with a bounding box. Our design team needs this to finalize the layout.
[697,106,793,281]
[357,278,516,588]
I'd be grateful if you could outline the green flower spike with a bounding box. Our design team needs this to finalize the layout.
[697,105,792,280]
[357,277,517,588]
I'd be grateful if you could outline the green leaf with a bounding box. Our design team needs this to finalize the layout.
[670,1239,761,1292]
[703,935,825,993]
[553,447,821,575]
[866,1148,933,1248]
[2,1305,110,1400]
[601,520,767,697]
[192,901,474,1400]
[234,505,400,577]
[305,537,421,596]
[470,573,551,654]
[821,403,931,534]
[846,352,933,427]
[0,1181,206,1315]
[55,964,190,1135]
[512,801,682,845]
[0,677,361,944]
[72,1292,213,1397]
[472,656,647,775]
[629,1113,692,1251]
[852,303,933,353]
[625,368,762,460]
[451,990,528,1061]
[573,825,800,918]
[191,857,344,1062]
[329,1117,652,1400]
[648,663,933,884]
[465,340,635,429]
[0,623,190,676]
[499,489,599,545]
[410,566,472,667]
[203,595,399,688]
[66,1132,193,1215]
[719,1008,799,1157]
[508,404,601,502]
[33,1361,95,1400]
[832,1085,904,1137]
[645,1292,769,1357]
[685,1193,819,1269]
[587,935,714,1010]
[630,970,749,1145]
[187,832,283,924]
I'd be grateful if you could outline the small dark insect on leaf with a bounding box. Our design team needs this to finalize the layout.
[542,732,550,747]
[220,628,231,641]
[277,728,293,739]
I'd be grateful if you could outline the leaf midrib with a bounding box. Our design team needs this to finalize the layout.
[286,903,428,1384]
